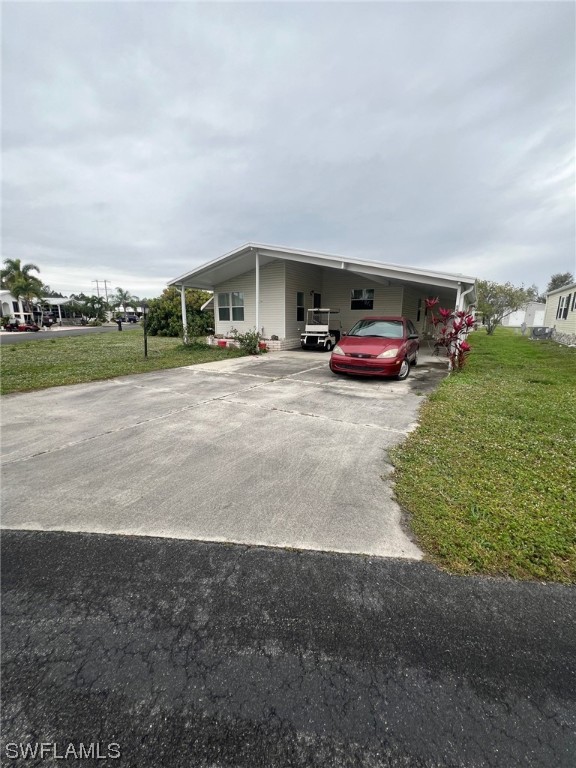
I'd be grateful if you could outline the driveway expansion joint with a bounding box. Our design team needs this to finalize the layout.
[217,397,411,433]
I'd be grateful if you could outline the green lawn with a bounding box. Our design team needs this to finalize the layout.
[0,330,246,395]
[391,329,576,583]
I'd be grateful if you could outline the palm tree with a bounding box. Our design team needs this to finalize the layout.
[112,287,139,314]
[10,274,44,318]
[83,295,108,321]
[1,258,41,291]
[1,259,43,320]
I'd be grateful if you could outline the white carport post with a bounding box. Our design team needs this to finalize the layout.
[180,285,188,343]
[455,283,462,311]
[460,284,475,312]
[57,303,63,325]
[255,249,260,334]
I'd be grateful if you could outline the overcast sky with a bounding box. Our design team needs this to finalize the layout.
[2,1,575,299]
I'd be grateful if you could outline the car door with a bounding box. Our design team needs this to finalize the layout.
[406,320,419,359]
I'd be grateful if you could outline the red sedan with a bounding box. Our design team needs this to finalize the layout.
[329,316,420,380]
[4,321,41,332]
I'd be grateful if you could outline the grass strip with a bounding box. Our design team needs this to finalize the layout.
[391,329,576,583]
[0,330,246,395]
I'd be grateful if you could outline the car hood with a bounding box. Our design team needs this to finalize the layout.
[339,336,404,355]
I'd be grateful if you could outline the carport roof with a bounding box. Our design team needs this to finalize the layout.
[169,243,476,295]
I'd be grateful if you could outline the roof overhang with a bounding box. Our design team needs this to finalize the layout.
[169,243,477,300]
[39,297,81,306]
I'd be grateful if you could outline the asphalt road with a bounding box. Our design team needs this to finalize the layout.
[2,530,574,768]
[0,325,140,344]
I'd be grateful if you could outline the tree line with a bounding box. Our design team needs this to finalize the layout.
[476,272,573,335]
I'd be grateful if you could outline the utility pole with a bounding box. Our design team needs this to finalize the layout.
[102,280,111,306]
[92,280,111,302]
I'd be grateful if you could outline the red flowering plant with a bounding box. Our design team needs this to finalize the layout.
[425,298,474,371]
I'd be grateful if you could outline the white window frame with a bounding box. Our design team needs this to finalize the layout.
[218,292,244,322]
[351,288,374,310]
[296,292,305,322]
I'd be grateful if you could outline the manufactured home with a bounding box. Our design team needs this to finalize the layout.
[544,282,576,344]
[169,244,477,348]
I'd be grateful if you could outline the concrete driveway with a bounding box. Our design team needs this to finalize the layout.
[0,351,446,558]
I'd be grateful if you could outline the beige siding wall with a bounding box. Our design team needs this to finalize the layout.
[401,288,424,331]
[284,262,324,339]
[214,259,468,342]
[214,261,286,337]
[544,286,576,333]
[321,269,403,333]
[403,287,458,334]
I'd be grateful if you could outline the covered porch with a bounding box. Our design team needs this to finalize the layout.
[168,243,476,345]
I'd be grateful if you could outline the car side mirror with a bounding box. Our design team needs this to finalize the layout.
[341,331,347,336]
[408,333,419,339]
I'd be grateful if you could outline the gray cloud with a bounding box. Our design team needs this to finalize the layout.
[2,1,574,297]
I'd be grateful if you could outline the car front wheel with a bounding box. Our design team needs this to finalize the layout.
[396,359,410,380]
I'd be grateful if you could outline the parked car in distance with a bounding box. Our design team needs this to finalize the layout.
[329,316,419,381]
[125,315,139,323]
[4,321,41,332]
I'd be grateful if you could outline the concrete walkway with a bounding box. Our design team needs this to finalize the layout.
[1,351,447,558]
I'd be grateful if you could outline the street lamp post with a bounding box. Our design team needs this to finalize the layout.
[142,301,148,358]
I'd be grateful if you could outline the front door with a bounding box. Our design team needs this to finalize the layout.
[313,293,322,309]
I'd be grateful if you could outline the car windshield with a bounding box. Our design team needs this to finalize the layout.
[347,319,404,339]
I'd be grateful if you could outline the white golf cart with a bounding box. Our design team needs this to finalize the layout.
[300,308,341,352]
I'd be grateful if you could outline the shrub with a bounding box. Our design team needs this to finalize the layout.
[146,287,213,338]
[231,327,263,355]
[426,299,474,371]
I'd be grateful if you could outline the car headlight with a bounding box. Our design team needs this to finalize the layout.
[377,348,399,359]
[332,344,345,355]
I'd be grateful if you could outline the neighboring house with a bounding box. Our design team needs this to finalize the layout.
[0,291,81,324]
[544,282,576,345]
[168,243,477,348]
[0,289,36,323]
[501,301,546,329]
[41,297,82,323]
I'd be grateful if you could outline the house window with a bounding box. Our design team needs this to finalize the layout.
[351,288,374,310]
[556,296,565,320]
[218,292,244,322]
[572,293,576,311]
[564,294,571,319]
[296,292,304,322]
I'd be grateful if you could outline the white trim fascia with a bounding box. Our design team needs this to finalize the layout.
[169,242,476,289]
